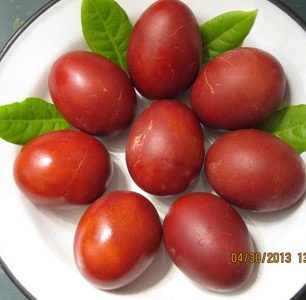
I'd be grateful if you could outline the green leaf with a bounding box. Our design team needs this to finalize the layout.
[81,0,132,71]
[0,98,70,145]
[200,10,257,64]
[258,105,306,154]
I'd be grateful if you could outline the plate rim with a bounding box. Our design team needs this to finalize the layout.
[0,0,305,299]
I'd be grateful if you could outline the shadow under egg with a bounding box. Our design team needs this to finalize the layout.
[105,155,130,193]
[111,242,173,295]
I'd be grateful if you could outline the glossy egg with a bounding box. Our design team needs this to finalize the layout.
[163,192,255,291]
[127,0,202,99]
[190,47,286,129]
[205,129,306,211]
[49,51,136,136]
[74,191,162,290]
[13,130,112,207]
[126,100,204,196]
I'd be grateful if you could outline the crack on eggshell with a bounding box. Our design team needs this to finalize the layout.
[66,149,89,189]
[118,89,123,102]
[110,89,123,122]
[130,154,201,184]
[152,56,164,61]
[148,120,153,131]
[217,56,236,69]
[169,65,175,81]
[170,21,192,38]
[204,68,215,95]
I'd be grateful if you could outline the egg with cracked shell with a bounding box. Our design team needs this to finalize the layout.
[49,51,137,136]
[127,0,202,99]
[14,130,112,207]
[126,100,204,196]
[74,190,162,290]
[190,47,286,129]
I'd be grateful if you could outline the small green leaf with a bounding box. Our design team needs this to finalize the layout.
[0,98,70,145]
[81,0,132,71]
[200,10,257,63]
[258,105,306,154]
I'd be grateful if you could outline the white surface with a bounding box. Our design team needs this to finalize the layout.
[0,0,305,299]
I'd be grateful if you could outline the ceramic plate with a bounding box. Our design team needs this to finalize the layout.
[0,0,305,299]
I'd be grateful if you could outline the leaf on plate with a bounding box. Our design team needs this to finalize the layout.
[0,98,70,145]
[200,10,257,64]
[81,0,132,71]
[258,104,306,154]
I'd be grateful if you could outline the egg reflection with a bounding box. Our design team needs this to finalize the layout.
[100,226,112,243]
[37,154,52,168]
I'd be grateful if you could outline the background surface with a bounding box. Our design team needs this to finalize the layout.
[0,0,305,299]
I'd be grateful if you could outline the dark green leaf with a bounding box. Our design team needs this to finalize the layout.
[201,10,257,63]
[258,105,306,153]
[81,0,132,71]
[0,98,70,145]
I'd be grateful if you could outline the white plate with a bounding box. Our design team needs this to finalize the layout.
[0,0,305,299]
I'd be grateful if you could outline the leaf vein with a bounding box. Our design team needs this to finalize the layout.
[91,0,124,68]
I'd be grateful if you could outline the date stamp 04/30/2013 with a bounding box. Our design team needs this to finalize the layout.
[231,252,306,264]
